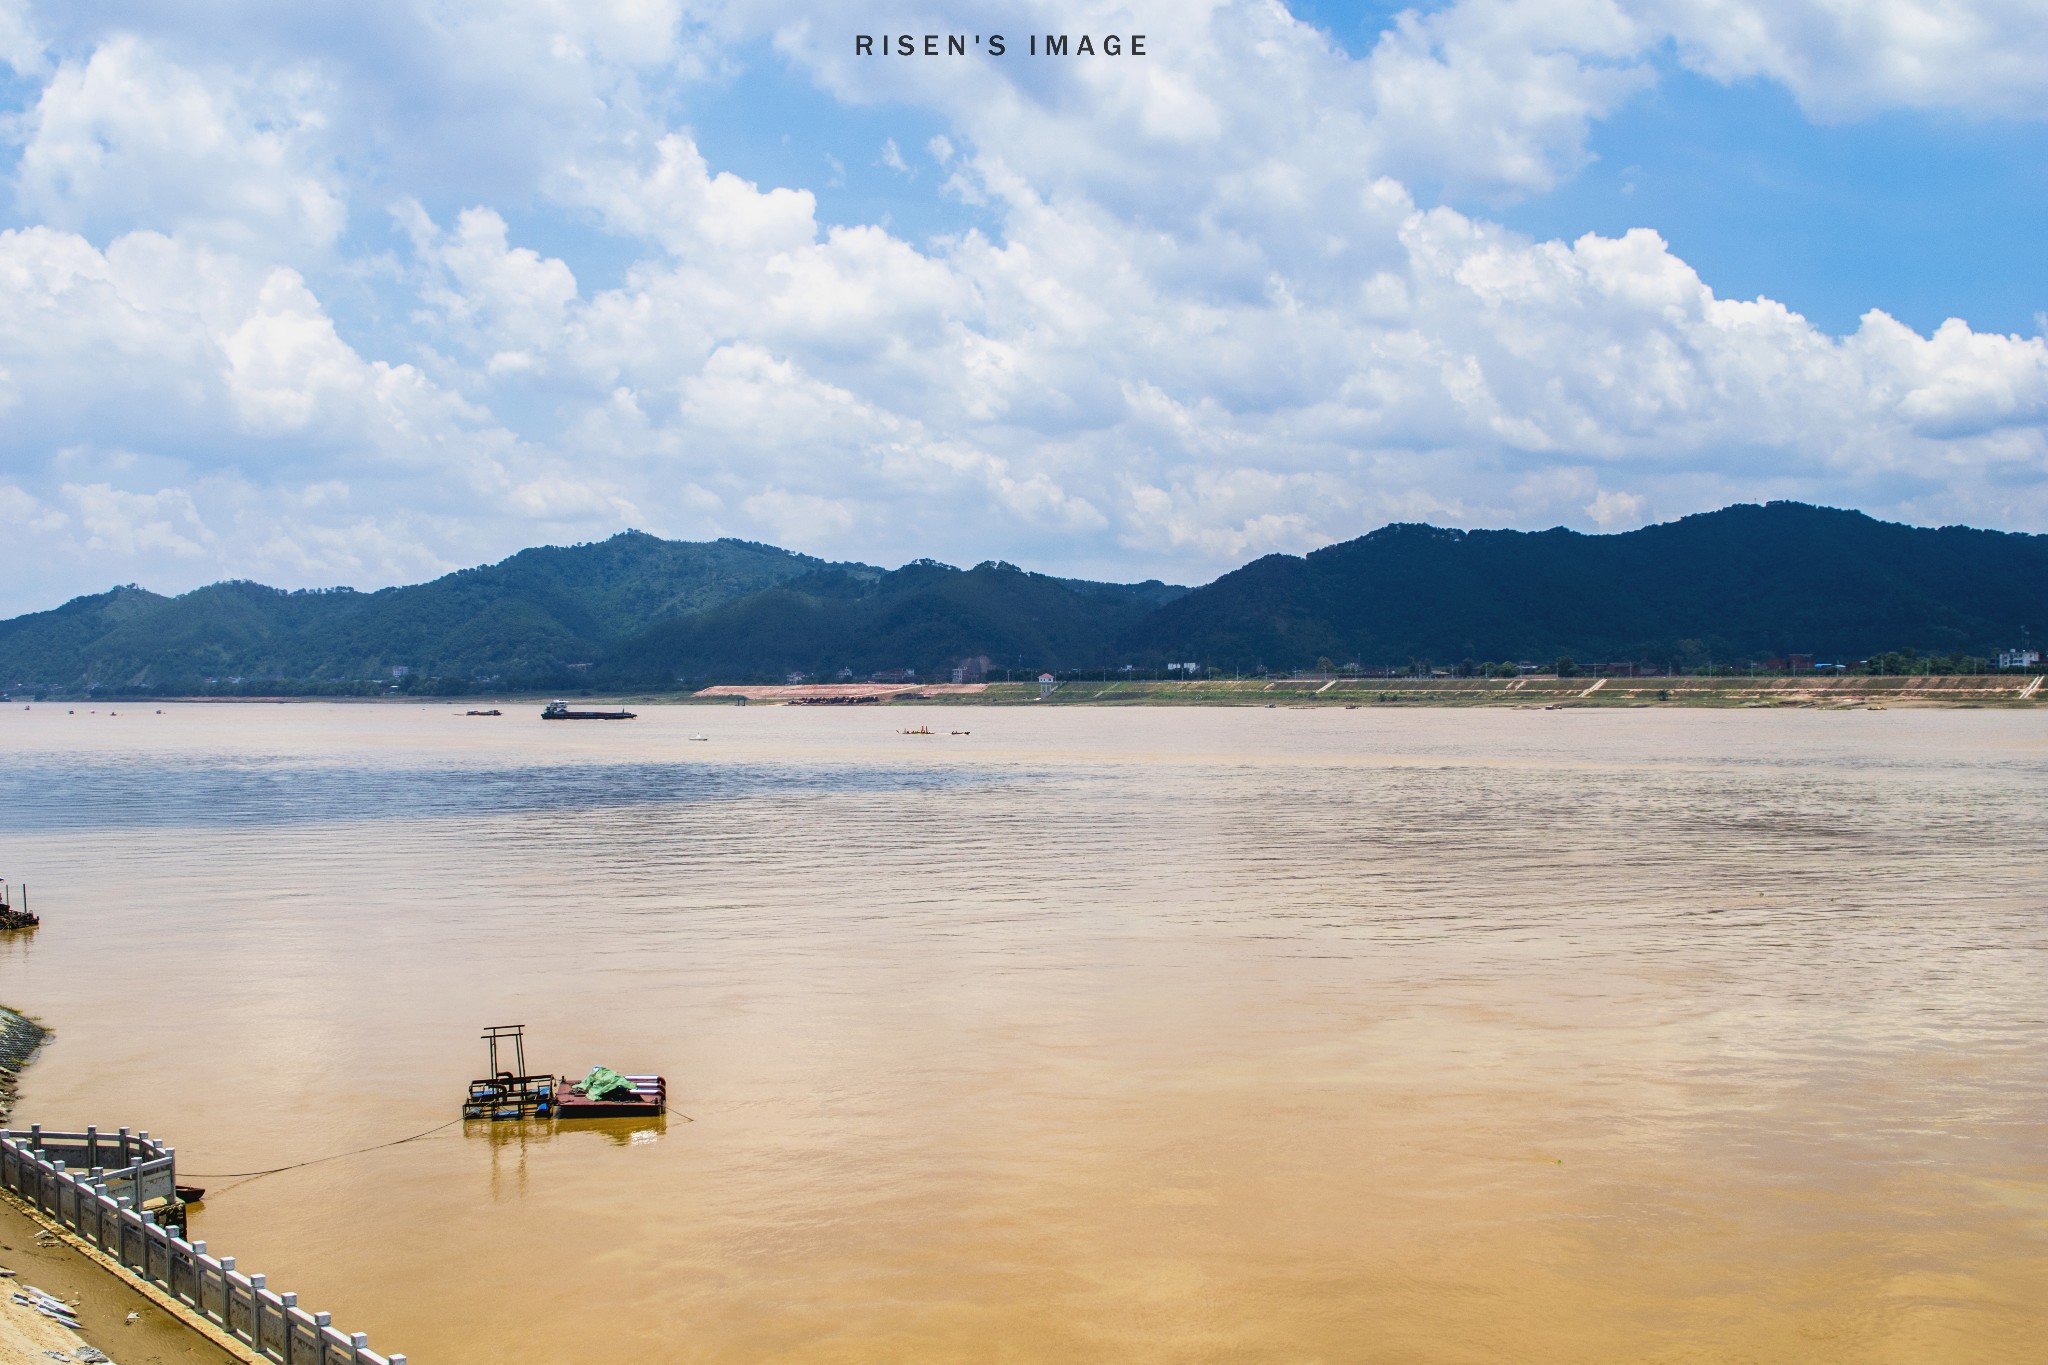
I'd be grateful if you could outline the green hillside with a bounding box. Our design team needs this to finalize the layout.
[2,504,2042,693]
[0,533,876,690]
[1133,502,2048,670]
[607,560,1184,683]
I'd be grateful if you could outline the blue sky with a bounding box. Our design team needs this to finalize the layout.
[1,0,2046,614]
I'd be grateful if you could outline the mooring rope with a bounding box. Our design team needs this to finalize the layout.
[180,1117,466,1189]
[179,1109,692,1194]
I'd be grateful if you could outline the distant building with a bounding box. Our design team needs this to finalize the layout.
[1999,647,2042,668]
[1038,672,1056,700]
[390,665,412,678]
[786,671,808,684]
[951,655,992,683]
[1165,661,1199,673]
[871,667,918,683]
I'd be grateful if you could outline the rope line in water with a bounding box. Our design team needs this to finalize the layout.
[181,1118,465,1182]
[181,1110,692,1192]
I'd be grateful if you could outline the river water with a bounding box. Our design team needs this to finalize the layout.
[0,702,2042,1362]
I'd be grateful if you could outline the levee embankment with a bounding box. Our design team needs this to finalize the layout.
[693,674,2046,707]
[0,1010,45,1129]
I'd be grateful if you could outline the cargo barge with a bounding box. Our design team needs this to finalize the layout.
[541,701,637,720]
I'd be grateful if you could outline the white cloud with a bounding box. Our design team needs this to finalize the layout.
[2,0,2047,615]
[1647,0,2048,120]
[0,0,42,75]
[14,35,345,253]
[61,482,216,559]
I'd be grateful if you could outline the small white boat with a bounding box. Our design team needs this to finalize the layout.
[688,733,710,741]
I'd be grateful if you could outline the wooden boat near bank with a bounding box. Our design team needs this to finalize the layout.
[541,700,637,720]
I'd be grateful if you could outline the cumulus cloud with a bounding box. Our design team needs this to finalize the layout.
[1648,0,2048,120]
[14,35,345,252]
[1,0,2046,614]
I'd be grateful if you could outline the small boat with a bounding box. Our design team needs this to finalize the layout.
[175,1185,207,1203]
[688,733,709,741]
[950,730,971,735]
[898,726,934,735]
[465,709,502,717]
[542,701,636,720]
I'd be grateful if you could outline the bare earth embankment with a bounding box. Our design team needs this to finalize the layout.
[687,675,2045,707]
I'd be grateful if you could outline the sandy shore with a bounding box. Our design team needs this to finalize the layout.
[0,1190,250,1364]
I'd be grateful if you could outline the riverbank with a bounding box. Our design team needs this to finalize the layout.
[22,672,2044,710]
[0,1011,45,1128]
[0,1009,251,1365]
[685,674,2047,707]
[0,1191,250,1364]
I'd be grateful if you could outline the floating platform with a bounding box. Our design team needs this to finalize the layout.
[463,1072,557,1120]
[555,1074,666,1118]
[461,1025,667,1120]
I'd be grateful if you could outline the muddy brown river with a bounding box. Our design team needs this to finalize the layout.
[0,702,2042,1362]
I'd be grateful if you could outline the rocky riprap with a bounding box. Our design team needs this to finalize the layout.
[0,1008,48,1123]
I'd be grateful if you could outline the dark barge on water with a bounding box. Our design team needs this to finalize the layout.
[541,700,637,720]
[462,1025,667,1120]
[0,881,36,932]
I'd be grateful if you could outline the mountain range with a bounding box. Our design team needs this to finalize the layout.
[2,502,2042,692]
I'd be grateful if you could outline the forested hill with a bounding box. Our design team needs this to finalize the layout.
[0,533,883,689]
[1139,501,2048,671]
[2,503,2043,692]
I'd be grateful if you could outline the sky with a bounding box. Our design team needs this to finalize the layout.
[2,0,2047,614]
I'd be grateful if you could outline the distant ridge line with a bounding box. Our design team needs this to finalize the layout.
[2,502,2044,692]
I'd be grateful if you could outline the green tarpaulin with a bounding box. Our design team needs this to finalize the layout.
[581,1065,636,1101]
